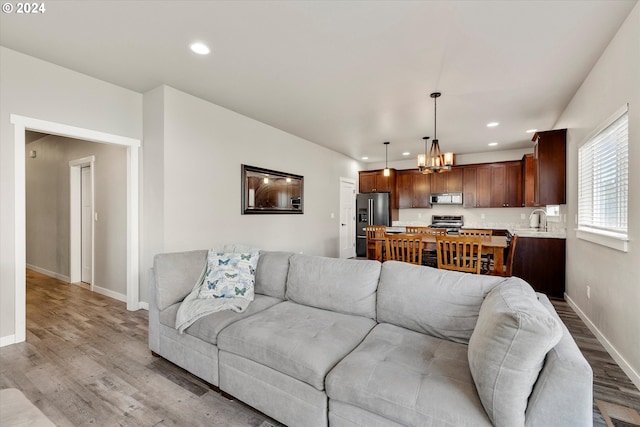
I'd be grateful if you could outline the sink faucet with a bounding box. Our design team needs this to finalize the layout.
[529,209,547,231]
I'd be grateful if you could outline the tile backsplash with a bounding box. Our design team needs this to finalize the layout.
[395,205,568,233]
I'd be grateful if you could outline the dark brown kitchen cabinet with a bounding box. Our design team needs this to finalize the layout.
[462,162,521,208]
[431,168,463,193]
[505,161,523,207]
[513,237,566,298]
[533,129,566,206]
[359,169,396,193]
[463,167,478,208]
[476,166,492,207]
[397,169,431,208]
[522,153,537,207]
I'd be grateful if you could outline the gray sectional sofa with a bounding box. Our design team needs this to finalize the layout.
[149,249,593,427]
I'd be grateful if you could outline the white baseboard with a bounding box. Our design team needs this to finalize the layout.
[565,293,640,391]
[0,334,17,347]
[138,301,149,311]
[26,264,70,283]
[93,285,127,303]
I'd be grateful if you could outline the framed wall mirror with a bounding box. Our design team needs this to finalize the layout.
[241,164,304,214]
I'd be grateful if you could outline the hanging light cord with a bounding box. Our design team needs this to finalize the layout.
[433,96,437,140]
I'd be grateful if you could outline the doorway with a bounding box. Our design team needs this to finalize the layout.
[81,166,92,284]
[69,156,95,287]
[10,114,140,345]
[339,178,356,258]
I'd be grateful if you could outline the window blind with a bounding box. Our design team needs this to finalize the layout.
[578,108,628,236]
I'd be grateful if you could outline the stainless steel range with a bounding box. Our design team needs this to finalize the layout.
[430,215,464,234]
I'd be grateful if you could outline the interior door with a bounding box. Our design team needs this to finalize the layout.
[81,166,92,284]
[339,179,356,258]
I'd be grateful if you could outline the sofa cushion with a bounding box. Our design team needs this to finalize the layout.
[286,254,380,319]
[255,251,293,300]
[377,261,506,343]
[468,279,562,427]
[154,250,207,311]
[326,323,492,427]
[159,295,282,345]
[217,301,376,391]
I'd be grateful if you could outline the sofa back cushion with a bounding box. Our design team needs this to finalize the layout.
[468,279,562,427]
[377,261,506,343]
[286,254,380,319]
[154,250,207,311]
[254,251,293,300]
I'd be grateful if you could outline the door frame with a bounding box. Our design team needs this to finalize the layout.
[10,114,140,344]
[339,177,357,258]
[69,156,95,288]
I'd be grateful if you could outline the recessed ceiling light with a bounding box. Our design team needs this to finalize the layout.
[488,142,499,147]
[525,129,537,133]
[486,122,499,128]
[361,156,369,160]
[190,42,210,55]
[402,152,410,156]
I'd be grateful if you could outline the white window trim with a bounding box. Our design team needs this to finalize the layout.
[575,227,628,252]
[576,103,628,252]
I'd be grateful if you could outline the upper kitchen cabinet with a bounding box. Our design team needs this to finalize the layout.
[532,129,566,206]
[359,169,397,193]
[505,161,523,207]
[522,153,537,207]
[397,169,431,208]
[431,168,463,193]
[462,162,522,208]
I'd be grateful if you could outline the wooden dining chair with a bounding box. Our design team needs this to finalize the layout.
[405,226,429,234]
[365,225,387,261]
[384,233,423,265]
[489,234,519,277]
[405,227,448,267]
[459,229,493,238]
[435,235,483,274]
[459,229,493,273]
[406,226,448,236]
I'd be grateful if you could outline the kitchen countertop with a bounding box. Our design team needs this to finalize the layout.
[511,228,566,239]
[388,224,566,239]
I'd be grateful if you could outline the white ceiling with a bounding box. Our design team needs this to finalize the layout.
[1,1,636,163]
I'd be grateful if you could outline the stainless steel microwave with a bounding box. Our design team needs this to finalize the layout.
[430,192,463,205]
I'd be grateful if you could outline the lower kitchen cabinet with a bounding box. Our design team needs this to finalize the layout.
[512,237,566,298]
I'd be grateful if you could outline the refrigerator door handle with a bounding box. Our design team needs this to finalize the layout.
[368,199,373,225]
[370,199,375,224]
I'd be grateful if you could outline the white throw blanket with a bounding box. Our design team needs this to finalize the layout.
[175,245,259,333]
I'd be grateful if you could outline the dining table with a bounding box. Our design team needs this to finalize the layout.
[368,234,509,275]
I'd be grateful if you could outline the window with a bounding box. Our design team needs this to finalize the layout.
[577,105,628,251]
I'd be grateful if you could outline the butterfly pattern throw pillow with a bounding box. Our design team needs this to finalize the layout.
[198,251,259,301]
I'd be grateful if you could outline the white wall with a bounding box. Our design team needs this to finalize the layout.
[141,86,166,304]
[0,47,142,340]
[139,86,360,301]
[554,3,640,387]
[25,135,128,296]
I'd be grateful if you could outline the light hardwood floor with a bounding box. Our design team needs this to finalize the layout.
[0,270,276,427]
[1,269,638,426]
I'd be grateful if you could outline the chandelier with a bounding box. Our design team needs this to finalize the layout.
[417,92,454,174]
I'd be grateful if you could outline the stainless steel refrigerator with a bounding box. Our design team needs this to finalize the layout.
[356,192,391,257]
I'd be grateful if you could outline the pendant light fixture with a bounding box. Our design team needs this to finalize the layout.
[417,92,454,174]
[383,141,391,176]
